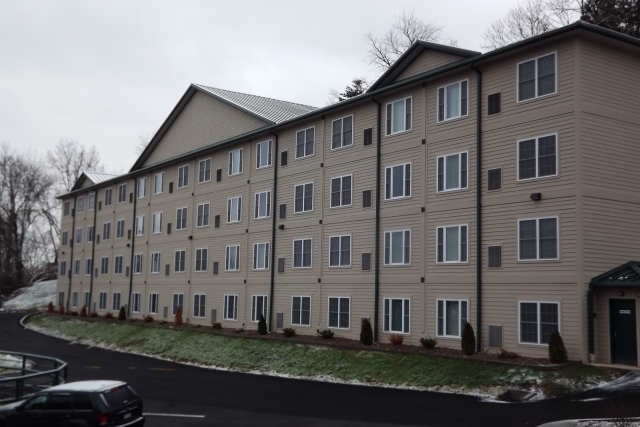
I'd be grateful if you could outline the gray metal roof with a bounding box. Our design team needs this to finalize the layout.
[194,85,318,124]
[84,171,119,184]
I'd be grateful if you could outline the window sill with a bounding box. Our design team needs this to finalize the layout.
[516,90,559,105]
[384,128,413,138]
[436,187,470,195]
[516,173,559,184]
[330,144,354,152]
[437,114,469,125]
[517,258,561,263]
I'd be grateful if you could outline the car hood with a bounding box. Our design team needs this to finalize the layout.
[0,400,25,412]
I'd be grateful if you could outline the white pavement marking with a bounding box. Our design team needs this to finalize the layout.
[144,413,205,418]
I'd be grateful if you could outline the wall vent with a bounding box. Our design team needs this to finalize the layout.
[363,128,373,146]
[276,313,284,328]
[489,325,503,347]
[488,246,502,268]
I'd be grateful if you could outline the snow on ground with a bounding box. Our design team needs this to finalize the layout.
[0,354,34,372]
[3,280,57,312]
[598,371,640,393]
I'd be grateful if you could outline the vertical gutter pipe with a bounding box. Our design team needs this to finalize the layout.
[268,130,279,332]
[371,96,381,343]
[471,64,483,353]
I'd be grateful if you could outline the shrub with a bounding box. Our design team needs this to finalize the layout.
[89,311,98,318]
[118,306,126,321]
[498,348,519,359]
[420,337,438,349]
[211,322,222,329]
[549,330,568,364]
[282,327,296,337]
[47,302,54,313]
[360,318,373,345]
[69,311,78,316]
[79,306,87,317]
[388,334,404,346]
[174,307,183,326]
[104,312,113,319]
[319,329,334,339]
[233,328,244,333]
[258,314,267,335]
[57,304,65,315]
[461,322,476,356]
[143,315,153,323]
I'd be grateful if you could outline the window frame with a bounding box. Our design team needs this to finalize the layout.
[154,172,164,195]
[131,293,141,313]
[331,115,354,150]
[330,174,353,208]
[228,148,243,176]
[63,201,70,216]
[148,293,159,314]
[102,222,111,241]
[117,184,127,203]
[293,182,314,214]
[116,219,125,239]
[383,297,411,334]
[112,292,121,312]
[84,258,92,276]
[385,96,412,135]
[137,178,146,199]
[516,133,558,181]
[436,224,468,264]
[152,212,162,234]
[71,291,78,309]
[172,293,184,316]
[194,248,208,272]
[291,296,311,326]
[384,230,411,266]
[329,235,351,267]
[254,190,271,219]
[104,187,113,206]
[384,163,411,200]
[88,193,95,211]
[86,226,94,243]
[436,299,469,338]
[114,255,123,275]
[98,292,107,310]
[73,259,80,276]
[292,238,312,269]
[437,151,468,192]
[174,249,186,273]
[135,215,144,236]
[225,245,240,271]
[227,196,242,223]
[62,231,68,246]
[193,294,206,318]
[100,256,109,275]
[437,79,469,122]
[196,203,210,228]
[251,295,268,323]
[223,294,239,321]
[133,254,143,274]
[518,301,561,345]
[150,252,161,274]
[176,207,188,230]
[76,196,84,214]
[177,165,190,189]
[256,140,273,169]
[75,228,82,244]
[198,158,212,184]
[517,216,560,261]
[516,52,557,103]
[253,242,270,270]
[60,260,67,277]
[327,296,350,330]
[295,126,315,159]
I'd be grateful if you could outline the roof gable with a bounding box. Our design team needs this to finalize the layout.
[71,171,119,192]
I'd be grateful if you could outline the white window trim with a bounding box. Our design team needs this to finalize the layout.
[437,151,468,192]
[176,207,188,230]
[436,224,468,264]
[154,172,164,194]
[437,79,469,123]
[253,242,270,270]
[383,297,411,334]
[150,252,161,274]
[194,248,208,272]
[385,162,412,200]
[98,292,107,311]
[86,226,94,243]
[174,249,186,273]
[131,293,142,313]
[135,215,144,236]
[104,187,113,206]
[198,158,212,184]
[293,182,314,214]
[73,259,80,276]
[116,219,125,239]
[152,212,163,234]
[84,258,92,276]
[517,216,560,261]
[102,222,111,241]
[295,126,315,159]
[330,174,353,208]
[225,245,241,271]
[291,296,312,327]
[516,52,558,103]
[177,164,190,189]
[329,234,352,267]
[385,96,412,136]
[251,295,268,322]
[292,238,313,269]
[172,293,184,316]
[327,296,351,330]
[71,291,78,309]
[256,140,273,169]
[516,133,559,182]
[76,196,84,214]
[331,115,354,151]
[117,184,127,203]
[384,229,412,266]
[436,299,469,338]
[137,178,146,199]
[63,201,70,216]
[100,256,109,275]
[193,294,207,318]
[148,293,159,314]
[88,193,95,211]
[114,255,123,275]
[133,254,143,274]
[227,196,242,223]
[196,203,210,228]
[75,228,82,244]
[517,300,561,346]
[228,148,243,176]
[254,190,271,219]
[223,294,239,321]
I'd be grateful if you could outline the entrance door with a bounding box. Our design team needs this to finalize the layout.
[609,299,638,366]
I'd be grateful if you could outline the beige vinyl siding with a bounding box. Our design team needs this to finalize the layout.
[394,50,465,83]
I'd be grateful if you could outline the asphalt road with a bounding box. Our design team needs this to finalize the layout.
[1,312,638,427]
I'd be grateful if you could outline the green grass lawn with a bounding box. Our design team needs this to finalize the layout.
[28,315,619,398]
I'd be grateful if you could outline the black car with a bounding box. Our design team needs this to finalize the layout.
[0,380,144,427]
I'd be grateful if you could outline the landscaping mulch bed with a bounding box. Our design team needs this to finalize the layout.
[50,312,568,369]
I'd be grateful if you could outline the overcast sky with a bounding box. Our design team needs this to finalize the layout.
[0,0,517,174]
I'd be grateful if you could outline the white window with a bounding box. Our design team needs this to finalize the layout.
[294,183,313,213]
[148,293,159,314]
[152,212,162,234]
[436,225,468,263]
[60,260,67,277]
[386,97,412,135]
[518,134,557,180]
[197,203,210,227]
[293,238,312,268]
[135,215,144,236]
[137,178,146,199]
[296,127,314,158]
[172,293,184,316]
[176,207,187,230]
[251,295,268,322]
[437,152,468,192]
[195,248,208,272]
[256,140,272,169]
[384,298,410,333]
[254,191,271,219]
[87,226,94,243]
[229,149,243,176]
[88,193,95,211]
[227,197,242,223]
[518,53,556,102]
[112,292,121,311]
[253,242,270,270]
[384,230,411,265]
[437,299,468,338]
[519,301,560,345]
[117,184,127,203]
[104,188,113,206]
[131,293,141,313]
[83,291,89,308]
[73,259,80,276]
[116,220,125,239]
[133,254,143,274]
[174,250,186,273]
[103,222,111,240]
[193,294,206,318]
[154,173,164,194]
[63,201,70,216]
[71,292,78,309]
[150,252,161,274]
[77,196,84,214]
[114,255,123,275]
[292,296,311,326]
[62,231,68,246]
[100,257,109,275]
[84,258,92,276]
[58,291,65,306]
[224,295,238,320]
[225,245,240,271]
[518,217,558,260]
[385,163,411,199]
[178,165,190,188]
[75,228,82,244]
[329,235,351,267]
[331,116,353,149]
[438,80,468,122]
[328,297,350,329]
[330,175,352,208]
[198,159,211,183]
[99,292,107,310]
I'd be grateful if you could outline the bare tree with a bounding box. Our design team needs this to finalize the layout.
[134,131,153,157]
[46,139,104,193]
[365,10,457,71]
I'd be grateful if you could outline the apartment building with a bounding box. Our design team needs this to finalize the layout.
[57,21,640,367]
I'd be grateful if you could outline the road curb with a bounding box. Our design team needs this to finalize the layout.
[537,421,579,427]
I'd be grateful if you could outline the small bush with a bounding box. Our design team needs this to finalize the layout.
[174,307,182,326]
[497,348,519,359]
[360,318,373,345]
[282,327,296,337]
[258,314,267,335]
[420,337,438,349]
[79,306,87,317]
[57,304,65,315]
[319,329,334,339]
[89,311,98,318]
[233,328,244,333]
[388,334,404,346]
[143,315,153,323]
[549,330,568,364]
[211,322,222,329]
[461,322,476,356]
[47,302,54,313]
[118,306,126,321]
[104,312,113,319]
[68,311,78,316]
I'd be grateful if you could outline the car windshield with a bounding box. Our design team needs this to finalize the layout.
[24,395,47,410]
[101,385,136,408]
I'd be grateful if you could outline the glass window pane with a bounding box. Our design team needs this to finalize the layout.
[445,155,459,189]
[445,301,459,336]
[392,100,405,133]
[445,227,459,261]
[391,299,403,332]
[520,302,539,343]
[445,83,460,119]
[392,165,403,197]
[537,54,555,96]
[519,220,538,259]
[391,231,403,263]
[538,136,556,177]
[518,60,536,101]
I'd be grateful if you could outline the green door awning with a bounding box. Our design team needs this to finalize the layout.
[590,261,640,288]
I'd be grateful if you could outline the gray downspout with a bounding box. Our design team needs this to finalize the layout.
[471,64,483,353]
[268,130,279,332]
[127,178,137,317]
[67,196,77,312]
[88,191,97,312]
[587,287,594,355]
[371,96,381,343]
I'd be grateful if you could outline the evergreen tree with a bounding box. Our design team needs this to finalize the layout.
[548,330,569,363]
[461,322,476,356]
[118,306,126,321]
[360,318,373,345]
[258,314,267,335]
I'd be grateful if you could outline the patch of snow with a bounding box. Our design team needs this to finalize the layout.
[0,354,34,371]
[577,420,640,426]
[3,280,57,312]
[573,397,606,402]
